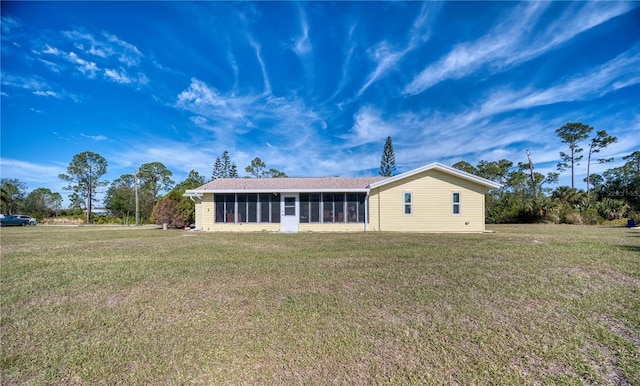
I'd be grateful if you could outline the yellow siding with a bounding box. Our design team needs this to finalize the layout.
[202,193,215,227]
[369,169,486,232]
[299,223,365,233]
[194,199,202,229]
[204,223,280,232]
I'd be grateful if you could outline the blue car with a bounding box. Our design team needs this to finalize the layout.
[14,215,37,225]
[0,214,30,226]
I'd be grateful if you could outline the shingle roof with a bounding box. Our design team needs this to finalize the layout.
[189,176,388,193]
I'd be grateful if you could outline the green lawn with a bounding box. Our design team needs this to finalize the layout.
[1,225,638,385]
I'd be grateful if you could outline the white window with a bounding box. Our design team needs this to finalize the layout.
[452,192,461,215]
[404,192,412,215]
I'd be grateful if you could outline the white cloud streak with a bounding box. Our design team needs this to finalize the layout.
[0,72,77,101]
[176,78,325,144]
[80,134,108,141]
[403,2,634,96]
[0,158,67,193]
[36,28,147,87]
[292,4,311,56]
[248,37,271,95]
[357,2,439,97]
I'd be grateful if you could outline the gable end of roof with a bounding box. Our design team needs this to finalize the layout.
[368,162,502,189]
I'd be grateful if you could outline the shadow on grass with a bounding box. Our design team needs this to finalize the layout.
[618,245,640,252]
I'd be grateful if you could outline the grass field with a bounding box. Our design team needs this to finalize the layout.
[1,224,639,385]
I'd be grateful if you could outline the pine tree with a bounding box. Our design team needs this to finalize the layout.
[379,136,397,177]
[212,157,224,180]
[229,163,239,178]
[221,150,232,178]
[556,122,592,189]
[212,150,239,179]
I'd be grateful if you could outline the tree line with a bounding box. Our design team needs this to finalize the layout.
[0,151,285,227]
[2,122,637,226]
[448,123,638,224]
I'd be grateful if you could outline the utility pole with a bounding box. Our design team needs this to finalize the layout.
[134,169,140,226]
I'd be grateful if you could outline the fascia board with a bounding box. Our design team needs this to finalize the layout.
[184,188,370,194]
[369,162,502,189]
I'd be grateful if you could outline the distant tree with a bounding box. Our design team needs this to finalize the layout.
[104,174,135,219]
[246,157,266,178]
[452,161,478,176]
[59,151,108,224]
[0,178,27,214]
[174,170,205,192]
[212,157,224,180]
[602,151,640,212]
[68,192,84,211]
[476,159,512,185]
[585,130,617,197]
[244,157,287,178]
[265,168,287,178]
[137,162,174,219]
[151,193,188,229]
[168,170,206,226]
[556,122,593,189]
[519,149,558,199]
[379,136,397,177]
[24,188,62,217]
[229,163,239,178]
[212,150,239,179]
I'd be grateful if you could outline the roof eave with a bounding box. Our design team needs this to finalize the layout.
[369,162,502,189]
[184,188,371,194]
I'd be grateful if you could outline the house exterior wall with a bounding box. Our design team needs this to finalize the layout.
[194,198,202,229]
[369,169,487,232]
[203,223,281,232]
[191,168,490,233]
[203,193,215,227]
[299,223,365,233]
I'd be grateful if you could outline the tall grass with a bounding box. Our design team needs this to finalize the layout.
[1,225,638,384]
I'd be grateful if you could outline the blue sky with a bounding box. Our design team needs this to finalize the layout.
[1,1,639,204]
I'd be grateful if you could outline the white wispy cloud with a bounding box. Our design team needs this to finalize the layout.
[247,36,271,95]
[292,4,311,56]
[474,44,640,120]
[67,52,99,77]
[403,2,634,96]
[357,42,407,97]
[345,106,400,147]
[80,134,109,141]
[343,41,639,175]
[0,72,77,101]
[32,90,59,98]
[37,58,63,73]
[62,29,143,67]
[35,28,147,87]
[42,44,61,55]
[1,15,20,36]
[329,22,358,102]
[176,78,325,143]
[357,2,439,97]
[103,32,143,66]
[0,158,67,192]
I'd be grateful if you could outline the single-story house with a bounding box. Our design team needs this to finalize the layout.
[184,162,501,233]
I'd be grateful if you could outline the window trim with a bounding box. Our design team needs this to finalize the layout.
[452,192,461,215]
[403,192,412,216]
